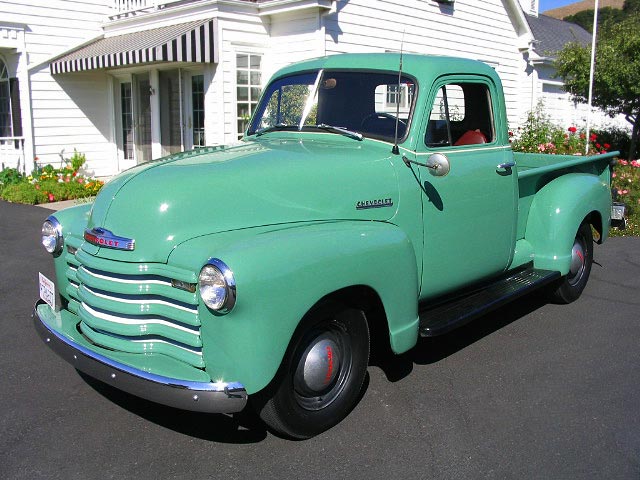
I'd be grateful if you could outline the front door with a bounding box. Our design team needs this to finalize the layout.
[418,78,517,300]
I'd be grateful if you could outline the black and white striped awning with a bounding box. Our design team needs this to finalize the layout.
[50,19,217,74]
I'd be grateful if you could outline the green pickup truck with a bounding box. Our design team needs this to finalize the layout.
[35,53,623,439]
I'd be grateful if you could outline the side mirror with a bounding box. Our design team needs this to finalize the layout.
[426,153,450,177]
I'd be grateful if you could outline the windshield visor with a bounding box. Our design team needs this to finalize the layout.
[248,70,416,143]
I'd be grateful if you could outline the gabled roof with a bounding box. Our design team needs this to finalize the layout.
[526,14,591,59]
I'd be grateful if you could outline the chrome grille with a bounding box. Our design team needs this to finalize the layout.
[64,245,203,368]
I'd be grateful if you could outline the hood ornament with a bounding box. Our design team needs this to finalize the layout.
[84,227,135,251]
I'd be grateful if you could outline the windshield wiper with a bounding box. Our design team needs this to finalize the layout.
[315,124,363,141]
[255,124,295,137]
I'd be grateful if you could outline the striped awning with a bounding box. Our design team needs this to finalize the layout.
[50,19,217,74]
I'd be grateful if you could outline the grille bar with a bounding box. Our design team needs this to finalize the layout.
[64,247,204,369]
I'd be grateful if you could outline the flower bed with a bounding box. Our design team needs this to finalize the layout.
[612,159,640,236]
[0,151,104,205]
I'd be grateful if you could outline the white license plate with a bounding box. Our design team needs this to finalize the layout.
[611,203,626,221]
[39,272,56,310]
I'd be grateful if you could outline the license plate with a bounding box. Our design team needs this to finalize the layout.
[611,202,626,221]
[39,272,56,310]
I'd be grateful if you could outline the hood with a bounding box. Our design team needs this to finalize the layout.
[84,135,399,263]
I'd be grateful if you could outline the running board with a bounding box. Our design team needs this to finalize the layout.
[419,268,561,337]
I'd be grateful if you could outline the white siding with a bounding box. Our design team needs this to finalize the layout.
[0,0,111,173]
[267,10,324,78]
[31,68,115,176]
[215,17,269,142]
[322,0,529,129]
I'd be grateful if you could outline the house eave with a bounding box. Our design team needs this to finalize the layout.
[257,0,333,17]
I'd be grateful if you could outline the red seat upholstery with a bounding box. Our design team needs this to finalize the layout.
[454,129,487,146]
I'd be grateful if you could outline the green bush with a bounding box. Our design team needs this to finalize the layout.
[0,150,104,205]
[592,126,639,160]
[1,182,48,204]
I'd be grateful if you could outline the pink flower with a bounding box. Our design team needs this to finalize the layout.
[631,160,639,167]
[619,160,629,165]
[48,193,55,202]
[612,172,617,178]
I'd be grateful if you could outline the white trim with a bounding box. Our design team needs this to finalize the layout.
[258,0,333,17]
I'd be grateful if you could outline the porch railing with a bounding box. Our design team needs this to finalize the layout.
[0,136,26,173]
[111,0,185,16]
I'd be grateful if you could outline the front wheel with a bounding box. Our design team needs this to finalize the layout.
[550,222,593,304]
[254,304,370,439]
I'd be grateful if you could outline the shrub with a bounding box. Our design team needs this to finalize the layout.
[0,150,104,205]
[1,182,48,204]
[510,103,602,155]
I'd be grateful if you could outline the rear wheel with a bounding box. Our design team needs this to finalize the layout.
[255,304,369,439]
[550,222,593,304]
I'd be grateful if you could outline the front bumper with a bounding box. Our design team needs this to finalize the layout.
[33,300,248,413]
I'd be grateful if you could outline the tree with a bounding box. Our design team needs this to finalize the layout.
[563,0,640,31]
[555,13,640,160]
[564,7,625,32]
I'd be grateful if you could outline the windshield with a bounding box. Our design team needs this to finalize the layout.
[247,70,416,142]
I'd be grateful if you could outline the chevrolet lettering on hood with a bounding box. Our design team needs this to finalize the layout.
[83,227,135,251]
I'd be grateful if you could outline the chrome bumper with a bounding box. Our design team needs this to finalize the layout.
[33,301,248,413]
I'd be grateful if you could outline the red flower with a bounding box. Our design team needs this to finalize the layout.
[568,126,577,133]
[596,143,601,149]
[590,133,597,141]
[580,133,586,140]
[604,143,610,149]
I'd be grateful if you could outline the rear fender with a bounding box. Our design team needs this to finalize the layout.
[525,173,610,274]
[169,221,419,394]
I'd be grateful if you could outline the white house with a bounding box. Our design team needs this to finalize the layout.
[0,0,612,177]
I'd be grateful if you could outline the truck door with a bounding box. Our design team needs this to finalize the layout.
[417,77,517,300]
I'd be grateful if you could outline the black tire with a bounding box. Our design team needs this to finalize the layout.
[254,304,370,439]
[550,222,593,304]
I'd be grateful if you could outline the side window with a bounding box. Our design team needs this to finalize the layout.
[425,82,494,148]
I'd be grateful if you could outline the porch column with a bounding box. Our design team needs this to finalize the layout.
[149,69,162,159]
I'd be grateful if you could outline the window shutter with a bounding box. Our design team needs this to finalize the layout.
[9,78,22,137]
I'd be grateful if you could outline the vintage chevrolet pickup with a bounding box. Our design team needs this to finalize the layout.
[35,53,623,439]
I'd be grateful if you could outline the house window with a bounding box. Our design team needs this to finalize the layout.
[192,74,205,147]
[121,83,134,160]
[385,83,415,109]
[236,53,262,139]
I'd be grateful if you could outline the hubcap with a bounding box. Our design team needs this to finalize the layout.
[568,237,586,286]
[298,336,341,394]
[293,326,352,411]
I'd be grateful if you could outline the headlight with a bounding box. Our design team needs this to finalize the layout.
[199,259,236,313]
[42,216,63,256]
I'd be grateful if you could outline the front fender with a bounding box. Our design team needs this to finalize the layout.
[168,221,419,394]
[525,173,610,274]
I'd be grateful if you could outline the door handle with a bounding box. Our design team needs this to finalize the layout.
[496,161,515,169]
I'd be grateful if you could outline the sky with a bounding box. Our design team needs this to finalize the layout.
[539,0,583,13]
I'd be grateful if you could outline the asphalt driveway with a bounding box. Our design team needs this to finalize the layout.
[1,200,639,479]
